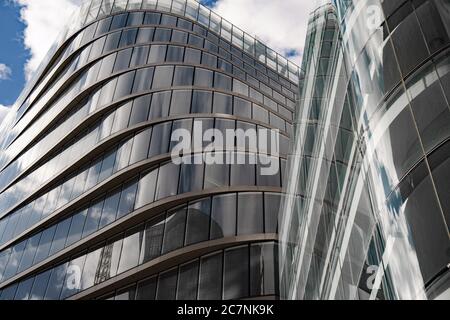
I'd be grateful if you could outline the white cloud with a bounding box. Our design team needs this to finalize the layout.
[210,0,319,65]
[0,105,11,124]
[14,0,82,80]
[0,64,12,80]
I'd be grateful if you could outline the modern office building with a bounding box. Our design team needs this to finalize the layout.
[280,0,450,300]
[0,0,299,300]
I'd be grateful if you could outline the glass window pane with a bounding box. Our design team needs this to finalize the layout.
[213,92,232,114]
[98,149,117,182]
[223,245,249,300]
[14,278,34,300]
[233,79,249,96]
[231,154,255,186]
[84,158,102,191]
[132,67,154,93]
[155,162,180,200]
[81,247,102,290]
[204,161,229,189]
[210,193,236,240]
[3,241,26,280]
[162,207,187,254]
[113,137,133,171]
[113,71,135,100]
[140,214,165,263]
[409,79,450,153]
[111,102,132,134]
[117,226,144,274]
[202,52,217,68]
[194,68,213,87]
[173,66,194,86]
[172,30,188,44]
[99,188,121,229]
[177,260,199,300]
[214,72,232,91]
[153,28,172,41]
[17,233,41,273]
[127,12,144,26]
[136,276,157,300]
[130,129,152,164]
[135,169,158,209]
[253,104,269,123]
[198,252,222,300]
[185,198,211,245]
[152,65,174,89]
[148,44,167,64]
[34,225,57,264]
[237,192,263,235]
[65,209,88,247]
[264,193,281,234]
[130,45,150,67]
[130,95,152,126]
[257,156,281,187]
[44,262,68,300]
[191,90,212,113]
[116,180,138,218]
[82,198,105,238]
[148,91,171,120]
[169,118,192,151]
[98,56,118,85]
[49,218,72,256]
[96,236,123,283]
[170,90,192,115]
[178,156,204,194]
[29,269,52,300]
[144,12,161,24]
[166,45,185,62]
[0,283,18,300]
[113,48,132,72]
[250,242,277,296]
[115,286,136,300]
[184,48,201,64]
[136,27,154,44]
[234,96,251,118]
[60,254,87,299]
[110,13,128,30]
[103,32,121,53]
[156,268,178,300]
[119,28,138,47]
[148,122,172,157]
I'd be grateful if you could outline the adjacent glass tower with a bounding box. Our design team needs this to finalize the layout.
[0,0,299,300]
[280,0,450,300]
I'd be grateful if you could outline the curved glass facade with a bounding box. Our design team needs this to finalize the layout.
[280,1,450,300]
[0,0,299,300]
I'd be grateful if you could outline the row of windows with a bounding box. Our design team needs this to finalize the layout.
[0,58,293,215]
[1,199,277,299]
[2,11,297,181]
[0,39,295,197]
[79,0,299,81]
[9,7,298,143]
[99,241,278,300]
[0,189,281,288]
[0,112,289,252]
[62,20,297,107]
[0,240,277,300]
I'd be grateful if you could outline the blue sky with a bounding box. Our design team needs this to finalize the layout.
[0,1,28,107]
[0,0,314,122]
